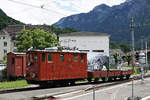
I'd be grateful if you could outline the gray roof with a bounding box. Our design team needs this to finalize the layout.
[110,49,125,56]
[0,25,52,36]
[59,32,110,37]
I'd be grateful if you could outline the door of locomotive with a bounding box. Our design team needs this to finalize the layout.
[46,53,53,80]
[40,53,47,80]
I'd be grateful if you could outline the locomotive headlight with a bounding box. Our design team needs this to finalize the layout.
[32,73,36,78]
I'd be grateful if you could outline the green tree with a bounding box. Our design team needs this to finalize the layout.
[113,53,119,65]
[3,55,7,65]
[125,55,132,66]
[16,29,59,52]
[119,42,130,53]
[50,25,78,35]
[109,41,120,49]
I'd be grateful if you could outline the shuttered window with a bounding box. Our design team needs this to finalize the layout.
[42,53,46,62]
[48,53,52,62]
[81,54,84,62]
[74,54,78,62]
[60,54,64,62]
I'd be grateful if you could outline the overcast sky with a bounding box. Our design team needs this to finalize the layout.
[0,0,126,25]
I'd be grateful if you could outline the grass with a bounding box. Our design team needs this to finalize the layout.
[0,80,29,89]
[126,66,141,75]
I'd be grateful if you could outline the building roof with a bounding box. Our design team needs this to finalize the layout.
[59,32,110,37]
[0,25,52,36]
[109,49,126,56]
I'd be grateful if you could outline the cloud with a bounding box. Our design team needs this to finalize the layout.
[0,0,126,25]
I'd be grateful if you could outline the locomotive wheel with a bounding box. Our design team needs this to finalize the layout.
[60,81,69,86]
[70,81,75,86]
[39,83,47,88]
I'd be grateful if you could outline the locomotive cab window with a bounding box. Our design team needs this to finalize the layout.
[81,54,84,62]
[60,54,64,62]
[48,53,52,62]
[74,54,78,62]
[33,53,38,62]
[42,53,46,62]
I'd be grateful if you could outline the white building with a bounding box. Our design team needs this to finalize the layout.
[59,32,110,56]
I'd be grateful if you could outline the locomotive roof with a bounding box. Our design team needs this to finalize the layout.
[27,50,87,54]
[7,52,26,55]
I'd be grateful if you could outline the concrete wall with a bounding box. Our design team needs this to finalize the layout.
[59,36,109,56]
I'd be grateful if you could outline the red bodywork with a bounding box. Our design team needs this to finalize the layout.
[26,51,87,82]
[7,52,26,78]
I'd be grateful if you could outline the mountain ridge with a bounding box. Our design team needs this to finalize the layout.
[54,0,150,48]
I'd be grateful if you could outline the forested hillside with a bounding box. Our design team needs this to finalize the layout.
[0,9,23,30]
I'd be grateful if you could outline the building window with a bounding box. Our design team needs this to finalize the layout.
[4,42,7,47]
[74,54,78,62]
[60,54,64,62]
[3,36,5,39]
[81,54,84,62]
[3,49,7,54]
[14,42,16,46]
[48,53,52,62]
[92,50,104,52]
[42,53,46,62]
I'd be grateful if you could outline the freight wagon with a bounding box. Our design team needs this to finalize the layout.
[26,50,134,87]
[7,52,26,80]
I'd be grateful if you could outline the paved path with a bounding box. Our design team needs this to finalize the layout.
[59,78,150,100]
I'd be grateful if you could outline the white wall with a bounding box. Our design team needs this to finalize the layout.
[0,35,12,61]
[59,36,109,56]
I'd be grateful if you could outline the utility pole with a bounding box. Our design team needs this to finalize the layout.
[131,16,135,100]
[145,41,148,68]
[93,86,95,100]
[128,16,138,100]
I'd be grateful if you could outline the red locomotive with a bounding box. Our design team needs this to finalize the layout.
[26,50,134,86]
[7,52,26,80]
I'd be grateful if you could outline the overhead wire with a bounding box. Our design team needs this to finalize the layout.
[8,0,67,16]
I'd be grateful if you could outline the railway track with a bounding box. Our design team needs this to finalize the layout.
[0,73,150,100]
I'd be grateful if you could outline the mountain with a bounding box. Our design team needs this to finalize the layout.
[0,9,23,30]
[54,0,150,48]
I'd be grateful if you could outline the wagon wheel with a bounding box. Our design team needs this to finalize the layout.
[94,78,99,83]
[87,78,92,83]
[120,75,124,80]
[126,75,130,80]
[105,77,112,82]
[108,77,112,82]
[113,77,117,81]
[101,77,105,82]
